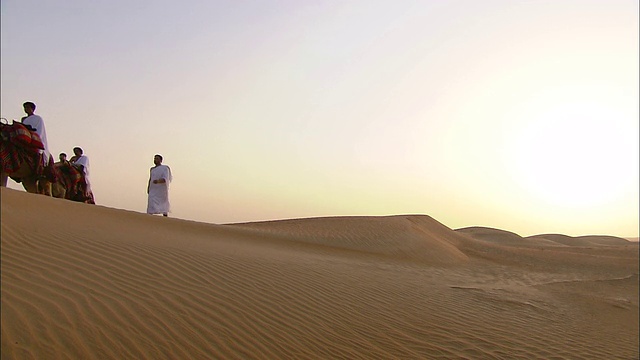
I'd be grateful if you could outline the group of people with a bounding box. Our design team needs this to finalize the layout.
[14,101,173,216]
[55,147,95,204]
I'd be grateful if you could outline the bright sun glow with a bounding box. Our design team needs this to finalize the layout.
[1,1,637,237]
[507,100,637,209]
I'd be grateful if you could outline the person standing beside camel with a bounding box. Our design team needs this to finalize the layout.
[147,154,172,217]
[70,147,95,204]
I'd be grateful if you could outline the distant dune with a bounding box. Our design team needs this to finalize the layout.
[2,188,638,359]
[456,226,527,244]
[456,226,633,247]
[526,234,632,246]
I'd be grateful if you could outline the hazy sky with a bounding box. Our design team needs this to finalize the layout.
[2,0,638,237]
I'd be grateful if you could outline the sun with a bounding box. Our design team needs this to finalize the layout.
[505,101,637,209]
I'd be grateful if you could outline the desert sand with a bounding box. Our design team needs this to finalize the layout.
[1,187,638,359]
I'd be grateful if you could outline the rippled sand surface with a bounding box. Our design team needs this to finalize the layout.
[2,188,638,359]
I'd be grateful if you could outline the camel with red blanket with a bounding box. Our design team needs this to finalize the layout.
[50,160,94,203]
[0,119,55,195]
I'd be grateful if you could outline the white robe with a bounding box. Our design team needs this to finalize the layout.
[73,155,91,190]
[147,164,172,214]
[22,114,50,164]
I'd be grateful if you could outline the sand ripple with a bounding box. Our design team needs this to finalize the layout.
[2,188,638,359]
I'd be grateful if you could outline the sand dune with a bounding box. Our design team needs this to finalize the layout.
[230,215,471,265]
[526,234,632,246]
[1,188,638,359]
[456,226,525,243]
[457,226,632,247]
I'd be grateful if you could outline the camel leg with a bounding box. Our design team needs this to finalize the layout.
[21,176,39,194]
[36,179,51,195]
[41,180,52,196]
[51,182,66,198]
[3,166,29,188]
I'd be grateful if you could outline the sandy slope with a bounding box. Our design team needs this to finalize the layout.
[1,188,638,359]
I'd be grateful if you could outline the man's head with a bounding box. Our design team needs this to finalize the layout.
[73,147,83,156]
[23,102,36,115]
[154,154,163,166]
[59,153,67,162]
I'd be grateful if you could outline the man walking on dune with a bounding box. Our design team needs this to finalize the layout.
[147,154,172,217]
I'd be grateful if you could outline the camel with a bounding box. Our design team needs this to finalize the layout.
[0,118,52,195]
[50,161,92,202]
[0,163,50,194]
[1,119,94,203]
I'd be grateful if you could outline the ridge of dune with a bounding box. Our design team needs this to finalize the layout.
[455,226,525,244]
[1,188,467,265]
[457,227,635,247]
[526,234,632,246]
[229,215,471,265]
[454,226,638,272]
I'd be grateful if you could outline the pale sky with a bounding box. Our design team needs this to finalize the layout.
[1,0,638,238]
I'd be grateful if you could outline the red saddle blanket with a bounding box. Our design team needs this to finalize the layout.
[0,122,47,175]
[53,163,83,192]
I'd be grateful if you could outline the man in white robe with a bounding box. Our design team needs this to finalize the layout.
[21,101,51,165]
[70,147,95,204]
[147,154,172,216]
